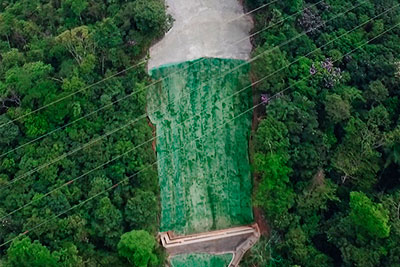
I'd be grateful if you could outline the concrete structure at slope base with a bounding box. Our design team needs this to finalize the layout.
[160,224,260,267]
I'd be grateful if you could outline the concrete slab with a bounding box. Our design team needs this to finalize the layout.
[160,224,260,266]
[148,0,253,71]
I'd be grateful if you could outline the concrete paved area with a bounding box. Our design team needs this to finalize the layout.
[148,0,253,70]
[160,224,260,267]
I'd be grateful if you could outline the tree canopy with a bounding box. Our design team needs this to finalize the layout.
[118,230,159,267]
[243,0,400,266]
[0,0,166,265]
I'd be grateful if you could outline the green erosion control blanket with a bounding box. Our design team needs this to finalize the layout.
[170,253,233,267]
[148,58,253,235]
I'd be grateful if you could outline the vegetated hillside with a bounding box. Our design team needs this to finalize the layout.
[0,0,168,265]
[243,0,400,266]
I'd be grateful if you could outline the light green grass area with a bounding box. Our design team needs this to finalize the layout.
[170,253,233,267]
[148,58,253,235]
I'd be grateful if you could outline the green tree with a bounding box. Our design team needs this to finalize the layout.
[93,18,123,50]
[324,93,351,123]
[364,80,389,103]
[125,190,159,232]
[349,191,390,239]
[93,18,124,71]
[0,115,19,145]
[332,117,382,190]
[88,176,112,197]
[384,126,400,168]
[56,26,94,65]
[52,242,83,267]
[133,0,168,35]
[255,116,290,156]
[251,46,289,94]
[23,113,50,138]
[91,197,123,247]
[279,227,333,266]
[1,49,25,70]
[64,0,88,17]
[296,174,338,235]
[117,230,158,267]
[6,237,58,267]
[4,61,53,98]
[254,153,294,228]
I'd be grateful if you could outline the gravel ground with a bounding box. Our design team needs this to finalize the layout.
[148,0,253,70]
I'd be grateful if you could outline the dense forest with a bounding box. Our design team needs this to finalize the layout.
[0,0,168,265]
[243,0,400,266]
[1,0,400,266]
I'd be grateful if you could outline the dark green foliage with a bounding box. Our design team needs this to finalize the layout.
[125,190,159,232]
[349,191,390,239]
[324,93,351,123]
[91,197,123,248]
[0,115,19,144]
[254,153,294,228]
[364,80,389,103]
[252,47,289,94]
[243,0,400,266]
[117,230,158,267]
[132,0,169,35]
[0,0,167,264]
[6,237,58,267]
[2,0,400,265]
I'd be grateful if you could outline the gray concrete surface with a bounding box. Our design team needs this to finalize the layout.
[148,0,253,71]
[160,224,260,267]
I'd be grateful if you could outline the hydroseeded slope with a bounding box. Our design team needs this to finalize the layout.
[170,253,233,267]
[148,58,253,235]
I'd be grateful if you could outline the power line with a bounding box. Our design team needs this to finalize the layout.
[0,5,400,247]
[0,0,318,159]
[0,1,275,130]
[225,0,327,48]
[1,1,365,190]
[2,18,398,248]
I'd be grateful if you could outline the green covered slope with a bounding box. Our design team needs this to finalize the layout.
[148,58,253,235]
[170,253,233,267]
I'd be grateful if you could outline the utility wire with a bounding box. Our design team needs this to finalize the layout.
[225,0,327,48]
[0,0,373,202]
[0,0,324,159]
[0,1,275,130]
[0,1,365,190]
[1,9,398,245]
